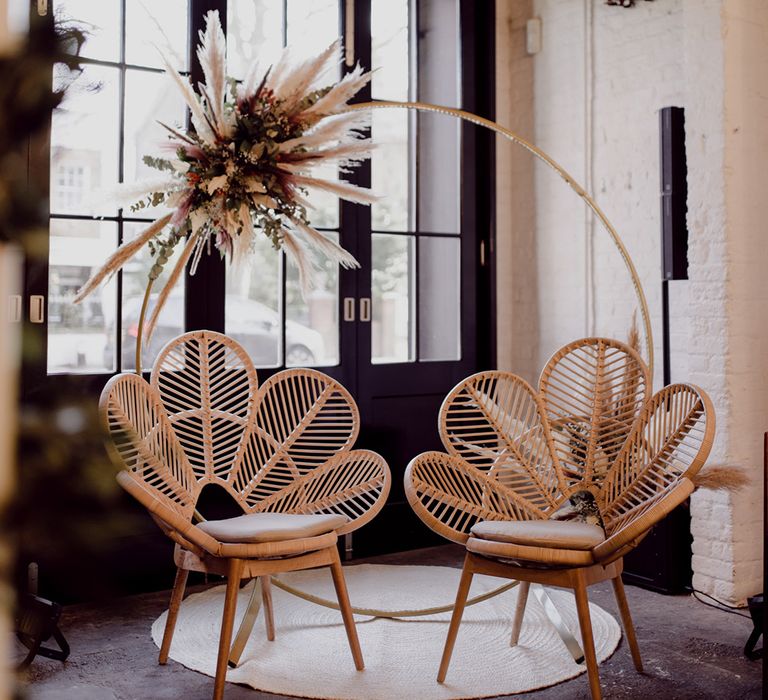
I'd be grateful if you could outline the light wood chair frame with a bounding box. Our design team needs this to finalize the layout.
[405,337,715,700]
[100,330,391,700]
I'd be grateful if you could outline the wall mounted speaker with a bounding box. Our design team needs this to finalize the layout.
[660,106,688,281]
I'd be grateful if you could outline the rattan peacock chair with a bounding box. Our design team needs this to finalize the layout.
[100,330,391,700]
[404,337,714,700]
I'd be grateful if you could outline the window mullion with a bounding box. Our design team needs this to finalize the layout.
[116,0,128,369]
[184,0,228,337]
[410,0,420,362]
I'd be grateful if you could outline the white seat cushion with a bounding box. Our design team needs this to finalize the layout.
[470,519,605,551]
[198,512,349,544]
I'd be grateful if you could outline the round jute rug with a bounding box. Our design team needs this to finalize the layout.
[152,564,621,699]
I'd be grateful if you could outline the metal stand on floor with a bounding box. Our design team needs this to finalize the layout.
[15,563,70,669]
[16,593,70,668]
[744,594,763,660]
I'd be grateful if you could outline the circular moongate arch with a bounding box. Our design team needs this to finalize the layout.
[135,103,653,642]
[349,100,654,374]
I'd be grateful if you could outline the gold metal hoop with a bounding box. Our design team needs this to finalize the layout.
[349,100,654,374]
[135,101,653,375]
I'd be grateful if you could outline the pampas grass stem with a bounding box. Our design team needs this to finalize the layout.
[291,174,378,205]
[282,230,316,297]
[74,214,172,303]
[301,65,371,117]
[627,310,640,355]
[197,10,228,134]
[289,217,359,269]
[160,53,215,145]
[692,465,751,492]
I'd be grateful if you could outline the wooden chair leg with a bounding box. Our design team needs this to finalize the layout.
[159,567,189,665]
[228,579,261,668]
[329,548,364,671]
[572,570,602,700]
[437,557,474,683]
[214,559,244,700]
[509,580,530,646]
[261,575,275,642]
[611,575,643,672]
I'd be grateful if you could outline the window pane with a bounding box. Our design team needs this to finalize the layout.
[286,233,339,367]
[418,236,460,361]
[228,0,284,80]
[287,0,339,64]
[371,0,409,101]
[417,0,460,234]
[125,0,189,71]
[372,234,414,364]
[284,0,342,230]
[371,110,410,231]
[225,235,282,368]
[121,223,186,372]
[50,65,120,216]
[418,112,460,234]
[56,0,120,63]
[124,68,187,201]
[417,0,460,108]
[48,219,117,374]
[370,0,411,232]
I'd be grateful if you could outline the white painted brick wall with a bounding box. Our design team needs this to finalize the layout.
[532,0,588,366]
[497,0,766,603]
[713,0,768,602]
[519,0,689,384]
[495,0,539,385]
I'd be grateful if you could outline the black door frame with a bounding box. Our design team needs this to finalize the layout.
[20,0,497,586]
[343,0,496,556]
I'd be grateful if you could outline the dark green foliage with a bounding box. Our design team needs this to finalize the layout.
[141,155,176,172]
[0,17,85,245]
[10,380,140,602]
[0,18,133,604]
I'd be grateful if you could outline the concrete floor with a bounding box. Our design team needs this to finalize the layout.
[21,545,762,700]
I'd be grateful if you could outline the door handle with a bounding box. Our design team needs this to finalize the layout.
[359,297,371,322]
[343,297,355,322]
[29,295,45,324]
[8,295,21,323]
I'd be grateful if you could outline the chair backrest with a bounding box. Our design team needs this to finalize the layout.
[598,381,714,538]
[406,337,714,552]
[539,337,650,493]
[101,330,389,539]
[100,371,221,556]
[438,371,564,518]
[101,371,197,522]
[151,330,258,484]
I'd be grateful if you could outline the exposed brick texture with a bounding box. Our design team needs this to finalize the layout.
[495,0,538,385]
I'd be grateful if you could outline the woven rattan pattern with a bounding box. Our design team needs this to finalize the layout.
[100,330,392,700]
[102,330,390,546]
[405,336,714,559]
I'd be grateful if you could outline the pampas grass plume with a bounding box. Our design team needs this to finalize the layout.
[692,465,751,492]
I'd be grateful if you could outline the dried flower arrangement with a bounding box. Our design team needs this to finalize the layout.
[74,10,374,337]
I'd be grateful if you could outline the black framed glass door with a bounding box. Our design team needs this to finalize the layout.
[345,0,495,555]
[21,0,494,575]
